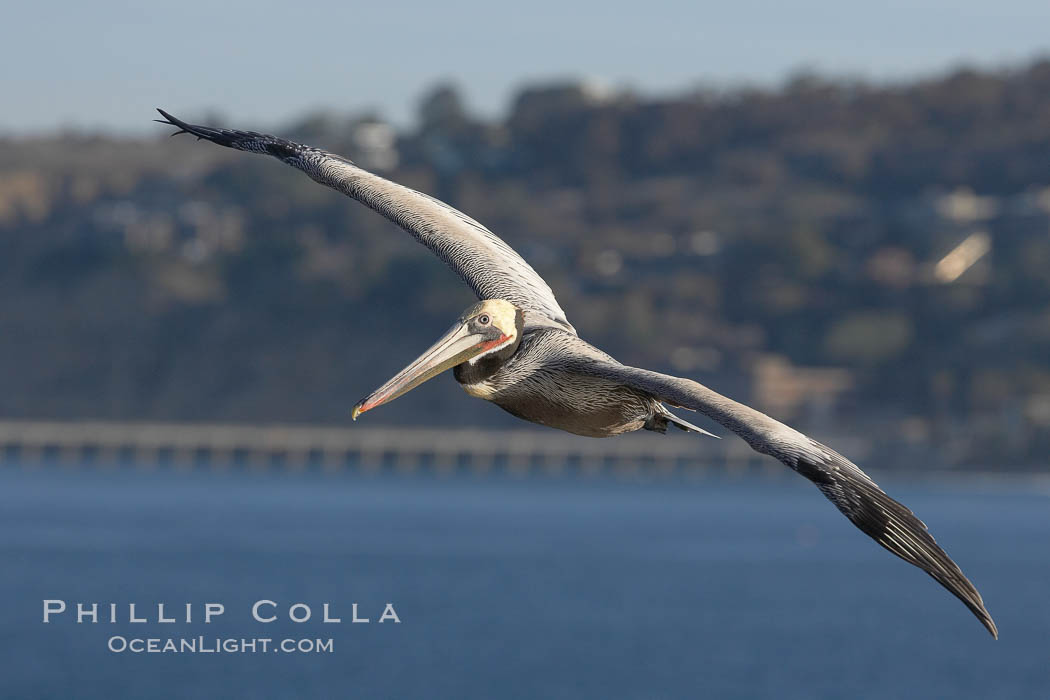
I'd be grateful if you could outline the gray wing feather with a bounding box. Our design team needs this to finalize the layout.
[574,360,998,638]
[155,109,574,333]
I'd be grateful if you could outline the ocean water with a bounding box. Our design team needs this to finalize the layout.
[0,464,1046,699]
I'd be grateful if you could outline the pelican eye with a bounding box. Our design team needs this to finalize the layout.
[478,314,491,325]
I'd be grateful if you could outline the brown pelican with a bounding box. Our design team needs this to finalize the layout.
[156,109,997,638]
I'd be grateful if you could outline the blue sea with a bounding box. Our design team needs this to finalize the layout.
[0,464,1046,699]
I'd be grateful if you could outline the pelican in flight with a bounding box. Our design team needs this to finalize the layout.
[156,109,997,638]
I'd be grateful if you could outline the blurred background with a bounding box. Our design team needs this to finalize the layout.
[1,1,1048,698]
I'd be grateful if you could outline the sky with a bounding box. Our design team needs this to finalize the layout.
[3,0,1049,135]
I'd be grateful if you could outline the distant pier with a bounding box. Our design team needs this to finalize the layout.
[0,420,870,478]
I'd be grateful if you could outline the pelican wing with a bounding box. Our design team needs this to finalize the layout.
[576,360,997,638]
[155,109,574,333]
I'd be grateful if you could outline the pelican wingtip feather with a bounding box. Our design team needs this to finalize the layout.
[154,108,194,137]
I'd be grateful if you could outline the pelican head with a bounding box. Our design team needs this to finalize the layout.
[351,299,523,419]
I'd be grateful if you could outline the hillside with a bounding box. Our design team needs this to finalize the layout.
[2,60,1049,469]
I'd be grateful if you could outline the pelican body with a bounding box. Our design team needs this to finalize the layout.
[454,319,664,437]
[157,109,997,638]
